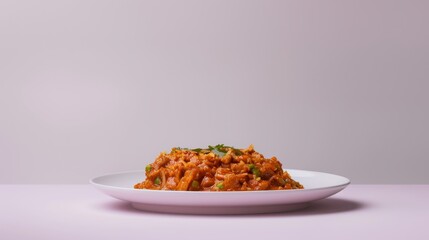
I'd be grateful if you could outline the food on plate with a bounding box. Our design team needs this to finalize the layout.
[134,144,303,191]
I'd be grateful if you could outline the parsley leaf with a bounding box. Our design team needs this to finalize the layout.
[176,144,242,157]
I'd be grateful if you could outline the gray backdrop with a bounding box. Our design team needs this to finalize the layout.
[1,0,428,184]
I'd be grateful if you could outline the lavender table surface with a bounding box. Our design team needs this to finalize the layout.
[0,185,427,239]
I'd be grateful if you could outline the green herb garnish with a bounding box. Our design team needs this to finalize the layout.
[191,148,202,153]
[145,165,152,172]
[174,144,243,157]
[191,180,199,189]
[216,182,224,189]
[252,167,261,178]
[154,177,161,185]
[248,164,260,177]
[208,144,227,157]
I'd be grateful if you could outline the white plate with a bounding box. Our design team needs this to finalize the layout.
[90,169,350,214]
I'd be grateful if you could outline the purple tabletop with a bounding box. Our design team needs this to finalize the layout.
[0,185,427,239]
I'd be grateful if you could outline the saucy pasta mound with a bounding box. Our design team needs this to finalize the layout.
[134,144,303,191]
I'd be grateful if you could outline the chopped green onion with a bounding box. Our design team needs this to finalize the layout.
[191,148,202,153]
[216,182,224,189]
[145,165,152,172]
[234,149,243,156]
[175,144,242,157]
[210,146,226,157]
[248,164,255,170]
[154,177,161,185]
[252,167,261,178]
[191,180,199,189]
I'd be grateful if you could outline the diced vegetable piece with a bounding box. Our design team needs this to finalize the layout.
[252,167,261,178]
[191,180,199,189]
[154,177,161,185]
